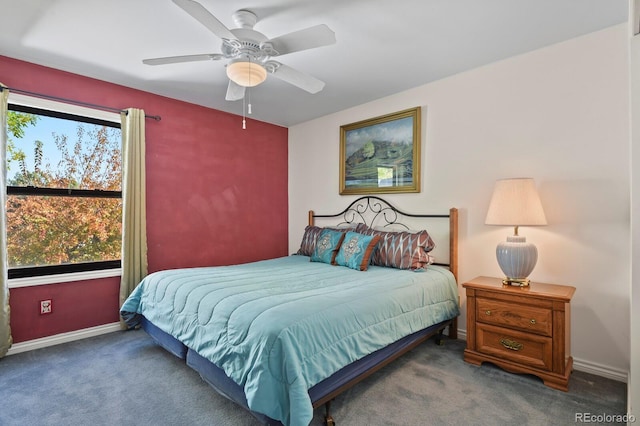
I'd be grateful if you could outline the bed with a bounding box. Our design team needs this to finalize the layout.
[121,196,459,426]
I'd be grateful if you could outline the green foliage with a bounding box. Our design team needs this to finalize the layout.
[6,111,38,172]
[7,111,38,139]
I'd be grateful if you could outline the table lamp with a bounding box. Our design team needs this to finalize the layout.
[485,178,547,286]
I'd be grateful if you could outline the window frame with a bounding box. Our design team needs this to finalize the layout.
[6,94,122,281]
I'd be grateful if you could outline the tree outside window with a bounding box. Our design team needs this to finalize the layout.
[6,107,122,276]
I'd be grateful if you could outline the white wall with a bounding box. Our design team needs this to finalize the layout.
[289,24,630,378]
[628,0,640,414]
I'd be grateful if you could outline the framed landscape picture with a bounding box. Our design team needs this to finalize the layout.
[339,107,421,195]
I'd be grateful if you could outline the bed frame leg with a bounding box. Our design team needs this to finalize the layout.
[435,319,457,345]
[324,400,335,426]
[449,317,458,340]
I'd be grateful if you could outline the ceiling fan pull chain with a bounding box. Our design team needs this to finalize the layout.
[242,93,247,129]
[243,67,253,128]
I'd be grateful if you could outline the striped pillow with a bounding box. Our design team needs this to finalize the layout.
[359,226,435,270]
[296,225,323,256]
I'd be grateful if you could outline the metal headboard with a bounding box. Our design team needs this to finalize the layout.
[308,196,458,280]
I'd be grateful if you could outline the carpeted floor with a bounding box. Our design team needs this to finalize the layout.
[0,330,627,425]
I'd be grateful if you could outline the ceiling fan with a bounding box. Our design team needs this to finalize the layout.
[143,0,336,101]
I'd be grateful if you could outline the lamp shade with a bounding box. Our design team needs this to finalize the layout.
[485,178,546,286]
[485,178,547,226]
[226,60,267,87]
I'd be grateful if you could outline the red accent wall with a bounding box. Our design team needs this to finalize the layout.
[1,55,289,343]
[10,278,121,341]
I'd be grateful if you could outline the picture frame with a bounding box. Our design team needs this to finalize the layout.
[339,107,421,195]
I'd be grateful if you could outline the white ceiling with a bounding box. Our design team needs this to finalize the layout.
[0,0,628,127]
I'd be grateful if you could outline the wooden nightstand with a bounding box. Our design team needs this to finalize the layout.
[463,276,576,391]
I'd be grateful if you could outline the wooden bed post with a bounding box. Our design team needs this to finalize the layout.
[449,207,459,340]
[308,210,315,226]
[449,208,458,281]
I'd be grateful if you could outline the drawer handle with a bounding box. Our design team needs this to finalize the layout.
[485,310,491,316]
[500,338,523,351]
[530,319,536,325]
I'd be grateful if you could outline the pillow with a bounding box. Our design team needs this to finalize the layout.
[296,224,361,256]
[296,225,324,256]
[310,229,345,265]
[359,226,435,270]
[355,223,369,233]
[334,231,381,271]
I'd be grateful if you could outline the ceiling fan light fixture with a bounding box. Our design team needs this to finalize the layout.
[226,60,267,87]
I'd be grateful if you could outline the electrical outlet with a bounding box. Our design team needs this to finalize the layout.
[40,299,52,315]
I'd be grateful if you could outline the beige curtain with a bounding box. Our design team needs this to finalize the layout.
[119,108,148,316]
[0,86,12,357]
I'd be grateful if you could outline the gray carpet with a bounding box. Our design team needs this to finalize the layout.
[0,330,627,426]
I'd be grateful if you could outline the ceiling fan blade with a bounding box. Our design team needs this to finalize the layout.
[268,24,336,56]
[225,80,246,101]
[142,53,223,65]
[267,62,325,94]
[172,0,237,41]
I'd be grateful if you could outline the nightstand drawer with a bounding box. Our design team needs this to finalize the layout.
[476,298,552,336]
[476,323,552,370]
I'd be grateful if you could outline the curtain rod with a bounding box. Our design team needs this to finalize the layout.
[0,86,161,121]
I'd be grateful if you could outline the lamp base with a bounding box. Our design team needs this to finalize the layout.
[496,235,538,287]
[502,277,530,287]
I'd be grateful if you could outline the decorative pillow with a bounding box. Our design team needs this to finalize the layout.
[297,224,361,256]
[296,225,324,256]
[359,226,435,270]
[310,229,346,265]
[334,232,381,271]
[355,223,369,233]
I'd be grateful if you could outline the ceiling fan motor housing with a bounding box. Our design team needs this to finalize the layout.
[223,26,278,65]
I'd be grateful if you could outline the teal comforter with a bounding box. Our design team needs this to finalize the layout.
[120,255,459,426]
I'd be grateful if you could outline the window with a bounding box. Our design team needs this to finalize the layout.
[6,95,122,279]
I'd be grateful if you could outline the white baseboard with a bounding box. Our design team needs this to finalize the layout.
[455,327,628,383]
[5,322,121,356]
[572,357,629,383]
